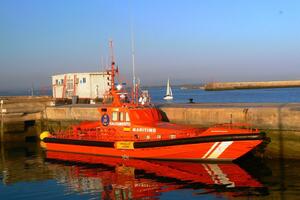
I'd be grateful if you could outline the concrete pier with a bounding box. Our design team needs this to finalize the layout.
[0,96,53,141]
[204,80,300,91]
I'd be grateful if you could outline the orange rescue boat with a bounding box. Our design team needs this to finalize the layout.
[40,41,269,161]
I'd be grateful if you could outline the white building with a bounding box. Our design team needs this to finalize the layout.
[52,72,111,100]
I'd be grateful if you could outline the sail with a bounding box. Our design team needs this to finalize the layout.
[165,78,172,96]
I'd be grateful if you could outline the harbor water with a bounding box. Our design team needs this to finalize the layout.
[148,87,300,104]
[0,142,300,200]
[1,87,300,199]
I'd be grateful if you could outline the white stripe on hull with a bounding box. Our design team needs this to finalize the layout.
[202,141,233,159]
[202,142,220,159]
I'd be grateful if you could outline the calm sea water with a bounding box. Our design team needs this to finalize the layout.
[148,87,300,103]
[1,87,300,199]
[2,86,300,103]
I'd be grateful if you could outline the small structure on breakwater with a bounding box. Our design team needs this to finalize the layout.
[52,72,111,102]
[204,80,300,91]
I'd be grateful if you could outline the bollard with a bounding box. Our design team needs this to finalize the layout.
[188,98,194,103]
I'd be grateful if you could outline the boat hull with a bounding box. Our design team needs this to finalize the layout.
[43,139,262,161]
[163,95,173,100]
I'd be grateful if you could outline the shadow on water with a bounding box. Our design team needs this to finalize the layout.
[277,104,286,200]
[44,151,270,199]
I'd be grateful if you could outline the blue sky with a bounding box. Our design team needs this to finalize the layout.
[1,0,300,90]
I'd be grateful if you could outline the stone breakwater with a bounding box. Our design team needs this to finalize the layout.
[204,80,300,91]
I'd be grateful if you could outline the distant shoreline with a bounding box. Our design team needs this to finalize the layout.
[204,80,300,91]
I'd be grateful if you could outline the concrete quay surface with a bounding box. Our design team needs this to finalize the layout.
[204,80,300,91]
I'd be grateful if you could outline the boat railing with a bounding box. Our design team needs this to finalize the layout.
[53,126,203,142]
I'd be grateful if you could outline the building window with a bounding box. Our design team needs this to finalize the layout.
[67,79,73,90]
[61,79,64,85]
[56,79,58,85]
[82,77,86,83]
[112,112,118,121]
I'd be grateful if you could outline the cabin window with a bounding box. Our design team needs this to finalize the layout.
[170,134,176,139]
[82,77,86,83]
[157,134,162,139]
[119,112,124,121]
[112,112,118,121]
[125,112,130,122]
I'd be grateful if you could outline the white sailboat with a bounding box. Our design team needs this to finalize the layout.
[163,78,173,100]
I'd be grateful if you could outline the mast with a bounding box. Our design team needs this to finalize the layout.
[109,40,116,92]
[109,40,122,106]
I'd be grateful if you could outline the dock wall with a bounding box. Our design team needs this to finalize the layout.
[45,103,300,131]
[158,103,300,130]
[0,96,53,141]
[204,80,300,91]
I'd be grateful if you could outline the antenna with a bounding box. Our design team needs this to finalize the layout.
[101,56,104,73]
[131,18,137,103]
[109,40,115,91]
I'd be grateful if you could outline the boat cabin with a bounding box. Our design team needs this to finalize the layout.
[98,105,162,127]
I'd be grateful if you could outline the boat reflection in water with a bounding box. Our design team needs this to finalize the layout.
[45,151,268,199]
